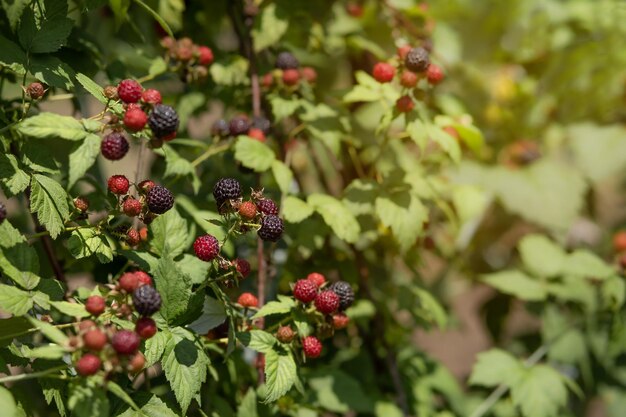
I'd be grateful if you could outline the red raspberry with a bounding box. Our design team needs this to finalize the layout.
[239,201,257,219]
[141,89,162,104]
[247,128,266,142]
[127,229,141,246]
[400,71,419,88]
[396,95,414,113]
[237,292,258,308]
[276,326,295,343]
[138,179,156,193]
[262,73,273,88]
[372,62,396,83]
[302,336,322,358]
[397,45,412,60]
[124,108,148,131]
[613,232,626,253]
[111,330,140,355]
[193,234,220,261]
[301,67,318,83]
[26,82,45,99]
[73,197,90,213]
[123,197,143,217]
[135,270,152,286]
[101,132,130,161]
[119,272,140,293]
[85,296,106,316]
[426,64,444,84]
[197,46,214,65]
[314,290,340,314]
[117,79,143,103]
[282,69,300,86]
[332,313,350,329]
[76,353,101,376]
[307,272,326,288]
[107,175,129,195]
[139,227,149,242]
[135,317,157,339]
[128,351,146,373]
[293,279,317,303]
[235,259,251,279]
[83,329,107,351]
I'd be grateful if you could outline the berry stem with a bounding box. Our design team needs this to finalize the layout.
[190,143,230,168]
[0,365,66,384]
[26,224,97,240]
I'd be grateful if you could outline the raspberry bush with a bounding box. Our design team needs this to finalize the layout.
[0,1,624,417]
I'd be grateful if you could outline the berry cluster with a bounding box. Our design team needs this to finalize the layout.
[212,115,271,143]
[260,51,318,91]
[75,270,160,377]
[106,176,173,244]
[372,44,444,113]
[100,79,180,158]
[160,37,214,83]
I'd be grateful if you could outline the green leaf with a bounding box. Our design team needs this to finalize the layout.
[50,301,90,318]
[518,234,567,278]
[569,123,626,183]
[115,393,179,417]
[0,386,18,417]
[144,330,170,367]
[238,330,277,354]
[375,192,427,253]
[428,124,461,163]
[234,136,275,172]
[107,381,142,412]
[68,134,101,188]
[481,270,547,301]
[307,194,360,243]
[252,296,295,319]
[282,196,314,223]
[0,317,33,347]
[30,55,74,89]
[188,297,226,334]
[150,208,191,258]
[271,160,293,194]
[68,379,110,417]
[18,113,89,141]
[153,257,192,323]
[210,56,249,86]
[263,349,297,402]
[133,0,173,37]
[176,254,208,285]
[27,316,68,344]
[0,153,30,195]
[0,243,40,289]
[0,221,25,249]
[0,284,33,315]
[562,250,614,279]
[76,73,108,104]
[23,345,66,359]
[343,84,382,103]
[162,330,209,414]
[163,145,194,179]
[0,34,26,74]
[67,228,114,263]
[469,349,524,387]
[510,365,568,417]
[411,287,447,328]
[268,95,303,122]
[109,0,130,28]
[30,174,69,239]
[21,142,60,175]
[18,8,73,53]
[309,369,374,413]
[237,389,258,417]
[252,4,288,52]
[1,0,29,31]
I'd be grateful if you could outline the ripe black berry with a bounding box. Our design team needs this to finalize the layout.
[404,47,430,73]
[275,52,299,70]
[146,185,174,214]
[0,202,6,224]
[148,105,179,139]
[229,116,250,136]
[256,199,278,215]
[258,215,284,242]
[132,285,162,316]
[213,178,242,210]
[101,132,129,161]
[329,281,355,310]
[212,119,230,137]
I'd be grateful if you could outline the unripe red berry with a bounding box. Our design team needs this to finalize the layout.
[135,270,152,286]
[314,290,340,314]
[332,313,350,329]
[117,79,143,103]
[128,351,146,373]
[282,69,300,86]
[235,259,251,279]
[197,46,214,65]
[400,71,419,88]
[138,179,156,193]
[111,330,140,355]
[123,197,143,217]
[301,67,318,83]
[177,46,193,61]
[135,317,157,339]
[247,128,266,142]
[293,279,318,303]
[613,231,626,253]
[124,108,148,131]
[307,272,326,288]
[139,227,149,242]
[119,272,140,293]
[78,319,96,332]
[372,62,395,83]
[302,336,322,358]
[426,64,444,85]
[237,292,259,308]
[396,95,414,113]
[276,326,295,343]
[239,201,258,219]
[262,73,273,88]
[76,353,101,376]
[141,89,162,104]
[26,82,45,99]
[85,296,106,316]
[194,234,220,261]
[107,175,130,195]
[397,45,412,60]
[83,329,107,351]
[73,197,90,212]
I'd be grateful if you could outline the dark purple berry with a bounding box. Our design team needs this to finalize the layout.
[257,215,284,242]
[213,178,242,211]
[148,105,179,139]
[257,199,278,215]
[229,116,250,136]
[329,281,355,310]
[275,52,299,70]
[404,47,430,73]
[146,185,174,214]
[101,132,129,161]
[132,285,162,316]
[212,119,230,137]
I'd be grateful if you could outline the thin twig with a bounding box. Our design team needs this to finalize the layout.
[0,365,67,384]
